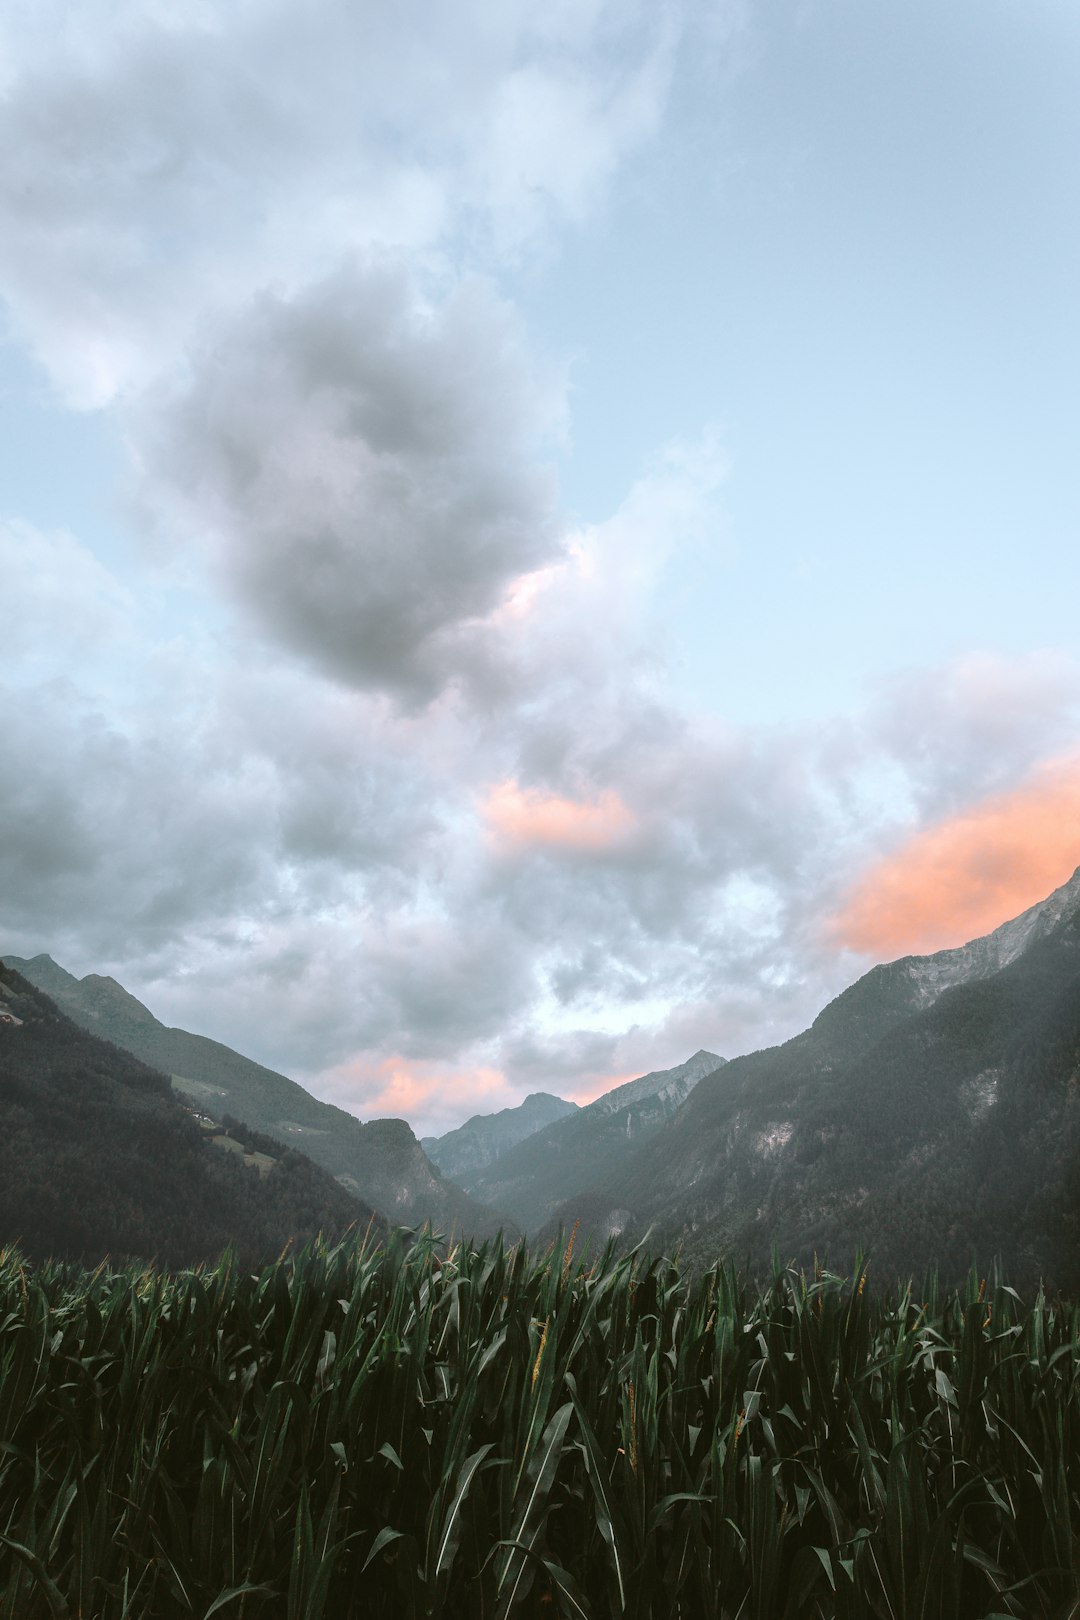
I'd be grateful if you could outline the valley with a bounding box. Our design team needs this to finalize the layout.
[6,864,1080,1284]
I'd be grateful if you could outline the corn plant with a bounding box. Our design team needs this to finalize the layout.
[2,1237,1080,1617]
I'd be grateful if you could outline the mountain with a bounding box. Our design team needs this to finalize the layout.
[6,954,511,1242]
[458,1050,725,1232]
[548,867,1080,1287]
[0,962,378,1268]
[421,1091,578,1179]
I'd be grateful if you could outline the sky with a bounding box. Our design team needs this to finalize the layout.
[2,0,1079,1137]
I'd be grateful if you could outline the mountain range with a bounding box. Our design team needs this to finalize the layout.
[7,863,1080,1284]
[454,1049,725,1231]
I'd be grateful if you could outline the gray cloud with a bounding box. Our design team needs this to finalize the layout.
[859,652,1080,816]
[0,679,271,964]
[5,477,1078,1127]
[0,0,842,1124]
[5,609,1078,1119]
[498,1027,622,1089]
[137,265,564,701]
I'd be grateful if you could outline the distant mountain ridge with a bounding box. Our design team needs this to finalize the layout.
[551,865,1080,1286]
[458,1049,725,1231]
[6,954,511,1241]
[589,1050,726,1115]
[422,1091,578,1180]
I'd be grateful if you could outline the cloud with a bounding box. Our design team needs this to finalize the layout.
[136,264,565,701]
[316,1055,515,1139]
[0,678,274,962]
[498,1026,622,1088]
[0,519,135,671]
[825,752,1080,959]
[0,522,458,999]
[0,1,823,1132]
[313,1038,657,1137]
[484,778,638,853]
[6,516,1078,1128]
[0,0,676,405]
[857,651,1080,819]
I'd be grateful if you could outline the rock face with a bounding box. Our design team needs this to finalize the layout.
[422,1092,578,1180]
[5,954,513,1242]
[809,865,1080,1049]
[588,1050,725,1117]
[552,866,1080,1287]
[459,1051,725,1233]
[903,865,1080,1005]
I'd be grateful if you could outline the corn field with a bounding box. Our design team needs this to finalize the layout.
[2,1233,1080,1619]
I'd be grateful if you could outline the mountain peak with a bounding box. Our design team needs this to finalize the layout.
[592,1049,725,1116]
[904,862,1080,1008]
[77,973,159,1026]
[17,952,73,977]
[423,1090,579,1181]
[813,864,1080,1054]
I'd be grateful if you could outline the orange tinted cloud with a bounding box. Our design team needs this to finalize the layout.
[484,777,637,854]
[827,755,1080,958]
[318,1054,513,1134]
[317,1052,640,1134]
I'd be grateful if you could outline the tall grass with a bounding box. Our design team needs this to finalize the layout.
[2,1233,1079,1617]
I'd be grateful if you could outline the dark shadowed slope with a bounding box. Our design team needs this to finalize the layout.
[552,867,1080,1287]
[6,954,513,1241]
[0,963,377,1267]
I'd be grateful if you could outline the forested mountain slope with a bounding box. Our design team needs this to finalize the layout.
[460,1049,724,1231]
[422,1090,577,1179]
[7,953,510,1241]
[0,963,376,1268]
[553,867,1080,1287]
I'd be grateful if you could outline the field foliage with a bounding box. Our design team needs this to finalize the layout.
[2,1233,1080,1618]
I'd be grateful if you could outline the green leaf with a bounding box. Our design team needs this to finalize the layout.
[362,1526,406,1572]
[813,1545,836,1592]
[0,1535,70,1619]
[204,1583,279,1617]
[497,1402,574,1618]
[570,1389,628,1611]
[433,1443,495,1579]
